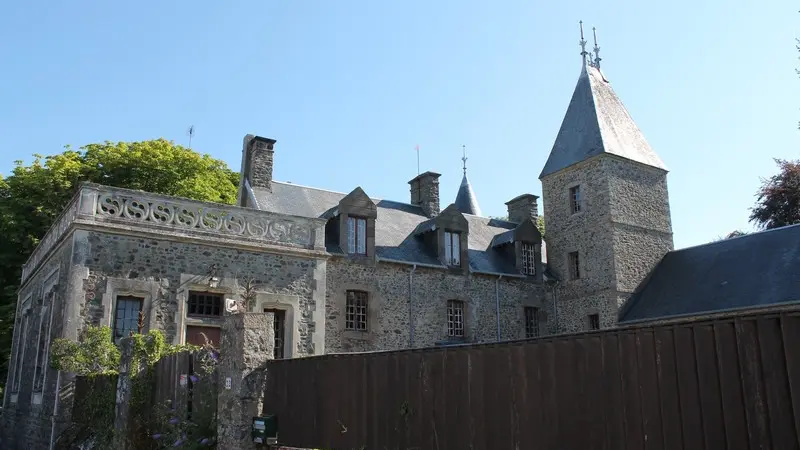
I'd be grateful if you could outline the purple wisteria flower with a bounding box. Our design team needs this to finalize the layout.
[152,434,162,440]
[189,375,199,383]
[172,438,183,447]
[199,437,210,445]
[169,417,180,425]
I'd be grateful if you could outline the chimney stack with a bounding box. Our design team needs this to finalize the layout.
[505,194,539,223]
[408,171,441,218]
[243,135,276,191]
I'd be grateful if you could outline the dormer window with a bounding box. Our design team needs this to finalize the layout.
[570,185,582,214]
[347,216,367,255]
[444,230,461,266]
[521,243,536,275]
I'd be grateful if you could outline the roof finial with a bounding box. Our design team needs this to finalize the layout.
[461,144,468,175]
[579,20,588,66]
[592,26,601,69]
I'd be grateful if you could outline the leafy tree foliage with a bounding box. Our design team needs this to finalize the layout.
[0,139,238,390]
[749,159,800,230]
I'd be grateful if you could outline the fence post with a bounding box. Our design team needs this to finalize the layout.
[217,312,275,450]
[113,337,139,449]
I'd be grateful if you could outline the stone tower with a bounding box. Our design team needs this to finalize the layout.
[540,45,674,332]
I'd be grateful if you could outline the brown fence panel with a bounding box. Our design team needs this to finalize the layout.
[264,310,800,450]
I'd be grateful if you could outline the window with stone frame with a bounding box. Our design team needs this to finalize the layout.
[588,313,601,331]
[114,296,144,344]
[524,307,540,338]
[187,291,223,318]
[569,185,582,214]
[345,290,369,331]
[568,251,581,280]
[32,305,53,393]
[521,243,536,276]
[347,216,367,255]
[447,299,465,337]
[444,231,461,266]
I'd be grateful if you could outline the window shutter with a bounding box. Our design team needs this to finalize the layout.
[347,217,356,254]
[357,218,366,254]
[444,231,453,263]
[452,233,460,265]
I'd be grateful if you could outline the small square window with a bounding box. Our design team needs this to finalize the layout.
[521,243,536,276]
[524,307,540,338]
[568,251,581,280]
[345,290,368,331]
[569,185,582,214]
[444,231,461,266]
[347,216,367,255]
[447,300,465,337]
[188,292,223,317]
[588,313,600,331]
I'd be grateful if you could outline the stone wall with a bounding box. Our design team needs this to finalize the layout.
[77,230,324,355]
[324,258,551,353]
[1,234,76,449]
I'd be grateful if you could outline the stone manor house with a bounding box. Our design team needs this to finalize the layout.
[5,51,800,448]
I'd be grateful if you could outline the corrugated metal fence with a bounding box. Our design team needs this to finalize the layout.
[264,310,800,450]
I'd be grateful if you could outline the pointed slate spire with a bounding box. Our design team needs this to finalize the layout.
[539,28,667,179]
[454,145,482,216]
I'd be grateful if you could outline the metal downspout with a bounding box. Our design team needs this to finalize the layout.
[496,275,503,340]
[552,281,560,334]
[409,264,417,348]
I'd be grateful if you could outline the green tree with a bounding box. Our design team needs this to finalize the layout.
[0,139,238,391]
[749,159,800,230]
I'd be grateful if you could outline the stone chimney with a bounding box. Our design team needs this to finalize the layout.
[243,135,276,191]
[408,171,441,217]
[505,194,539,223]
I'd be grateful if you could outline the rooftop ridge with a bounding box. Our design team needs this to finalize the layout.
[667,224,800,254]
[271,180,424,210]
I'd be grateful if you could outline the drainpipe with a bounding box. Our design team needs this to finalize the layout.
[551,280,560,334]
[495,275,503,341]
[409,264,417,348]
[48,371,62,450]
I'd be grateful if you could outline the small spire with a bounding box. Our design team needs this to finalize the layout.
[461,144,468,175]
[592,27,602,69]
[579,21,588,66]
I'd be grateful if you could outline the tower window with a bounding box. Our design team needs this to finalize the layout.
[569,185,582,214]
[521,243,536,275]
[568,251,581,280]
[524,307,540,338]
[588,313,600,330]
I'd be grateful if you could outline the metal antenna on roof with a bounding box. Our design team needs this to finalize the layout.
[187,125,195,149]
[461,144,468,176]
[579,20,589,66]
[592,27,602,69]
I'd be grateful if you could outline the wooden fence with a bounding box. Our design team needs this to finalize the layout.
[264,310,800,450]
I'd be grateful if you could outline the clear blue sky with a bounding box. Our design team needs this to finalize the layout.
[1,1,797,249]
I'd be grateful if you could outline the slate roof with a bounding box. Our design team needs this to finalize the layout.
[454,174,482,216]
[620,224,800,323]
[251,181,524,275]
[539,64,668,179]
